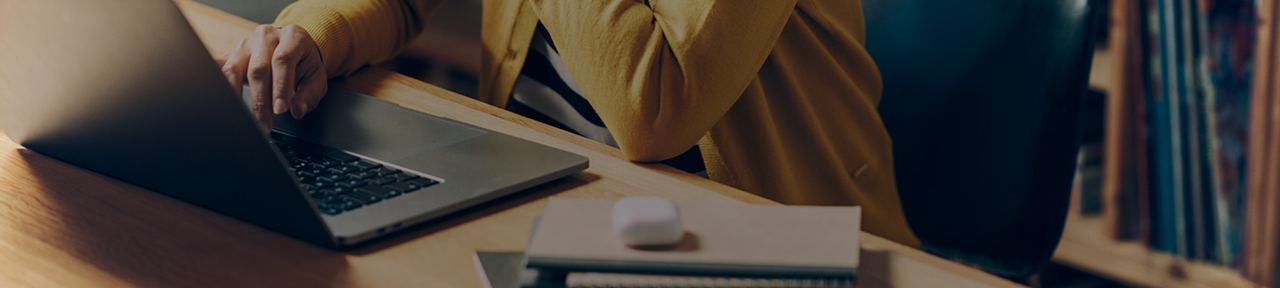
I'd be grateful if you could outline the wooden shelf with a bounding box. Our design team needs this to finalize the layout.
[1054,213,1258,288]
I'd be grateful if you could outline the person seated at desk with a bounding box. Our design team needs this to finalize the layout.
[215,0,921,247]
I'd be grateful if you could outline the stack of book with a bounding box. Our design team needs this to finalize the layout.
[473,198,863,288]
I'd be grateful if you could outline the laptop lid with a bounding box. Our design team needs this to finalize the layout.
[0,0,338,247]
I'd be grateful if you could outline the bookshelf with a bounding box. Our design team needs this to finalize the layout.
[1049,0,1264,287]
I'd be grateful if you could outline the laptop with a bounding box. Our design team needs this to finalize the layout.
[0,0,588,248]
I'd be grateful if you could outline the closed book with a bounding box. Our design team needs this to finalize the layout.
[566,272,853,288]
[1194,0,1255,266]
[1145,0,1179,255]
[525,198,861,279]
[472,251,853,288]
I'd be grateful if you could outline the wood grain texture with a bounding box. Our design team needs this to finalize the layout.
[0,1,1022,287]
[1245,0,1279,285]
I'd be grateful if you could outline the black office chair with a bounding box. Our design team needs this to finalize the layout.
[863,0,1098,280]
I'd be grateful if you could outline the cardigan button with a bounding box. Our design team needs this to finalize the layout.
[852,162,870,179]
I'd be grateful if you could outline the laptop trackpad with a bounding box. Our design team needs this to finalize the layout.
[257,88,487,161]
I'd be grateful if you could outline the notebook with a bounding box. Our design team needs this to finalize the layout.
[473,251,856,288]
[0,0,588,248]
[525,198,862,279]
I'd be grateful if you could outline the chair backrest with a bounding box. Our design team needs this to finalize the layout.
[863,0,1097,278]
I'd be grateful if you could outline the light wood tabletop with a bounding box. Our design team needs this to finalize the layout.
[0,1,1024,287]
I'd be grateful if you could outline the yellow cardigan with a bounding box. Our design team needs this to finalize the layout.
[275,0,919,247]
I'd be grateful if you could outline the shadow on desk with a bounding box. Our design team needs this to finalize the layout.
[859,250,894,288]
[7,148,343,286]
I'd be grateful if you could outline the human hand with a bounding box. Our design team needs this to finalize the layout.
[214,24,327,133]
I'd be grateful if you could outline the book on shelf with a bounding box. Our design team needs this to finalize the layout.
[1194,0,1249,266]
[1141,0,1185,258]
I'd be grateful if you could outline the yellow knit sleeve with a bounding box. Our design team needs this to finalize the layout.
[272,0,446,78]
[530,0,798,162]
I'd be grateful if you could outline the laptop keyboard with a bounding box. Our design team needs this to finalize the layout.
[271,136,439,216]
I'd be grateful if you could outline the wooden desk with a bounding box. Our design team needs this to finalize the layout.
[0,1,1022,287]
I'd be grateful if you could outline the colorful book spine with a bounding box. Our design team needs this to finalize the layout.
[1144,0,1179,256]
[1196,0,1253,267]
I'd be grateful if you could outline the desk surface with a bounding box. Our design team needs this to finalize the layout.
[0,1,1022,287]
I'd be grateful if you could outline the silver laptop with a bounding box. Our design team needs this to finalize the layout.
[0,0,588,248]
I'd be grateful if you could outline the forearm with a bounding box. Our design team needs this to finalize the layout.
[531,0,795,161]
[273,0,446,78]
